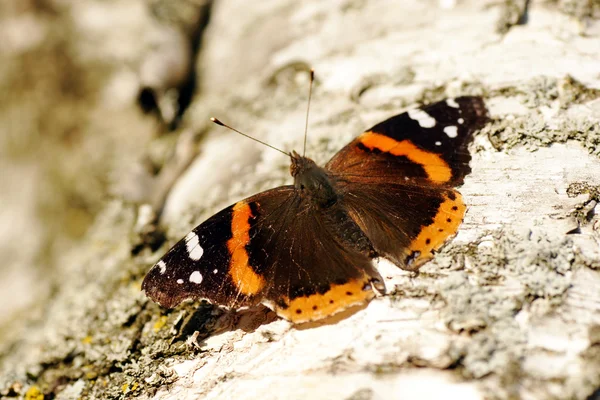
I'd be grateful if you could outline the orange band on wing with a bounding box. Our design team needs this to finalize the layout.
[407,191,466,266]
[360,132,452,184]
[227,202,265,295]
[272,276,374,323]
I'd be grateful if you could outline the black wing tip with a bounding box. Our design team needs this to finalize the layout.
[143,285,186,309]
[142,271,185,309]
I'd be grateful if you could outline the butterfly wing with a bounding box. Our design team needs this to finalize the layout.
[142,186,384,323]
[142,196,267,310]
[326,96,489,270]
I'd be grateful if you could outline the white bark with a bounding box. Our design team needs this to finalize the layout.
[1,1,599,399]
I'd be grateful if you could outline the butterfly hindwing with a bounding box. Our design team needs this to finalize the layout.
[326,96,488,269]
[334,181,465,270]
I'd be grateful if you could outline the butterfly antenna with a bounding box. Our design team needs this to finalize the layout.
[302,68,315,157]
[210,118,289,156]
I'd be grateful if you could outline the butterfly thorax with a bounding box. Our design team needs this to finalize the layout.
[290,150,338,208]
[289,150,377,258]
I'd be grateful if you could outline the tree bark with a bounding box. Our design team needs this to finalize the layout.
[1,1,600,399]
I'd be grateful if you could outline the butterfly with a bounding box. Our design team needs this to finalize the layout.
[142,95,488,323]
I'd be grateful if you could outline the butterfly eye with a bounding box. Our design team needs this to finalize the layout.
[300,184,306,190]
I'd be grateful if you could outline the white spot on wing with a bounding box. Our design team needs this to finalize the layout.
[189,271,203,284]
[185,231,196,241]
[156,260,167,274]
[408,109,436,128]
[444,125,458,138]
[185,231,204,261]
[177,279,184,284]
[435,141,442,146]
[446,98,459,108]
[458,118,464,124]
[213,269,218,274]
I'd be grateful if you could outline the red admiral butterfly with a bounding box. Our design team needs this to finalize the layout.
[142,89,488,323]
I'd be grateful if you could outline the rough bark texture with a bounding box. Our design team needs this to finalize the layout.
[1,1,600,399]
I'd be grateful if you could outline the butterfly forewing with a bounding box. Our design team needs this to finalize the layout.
[142,202,259,309]
[327,96,488,186]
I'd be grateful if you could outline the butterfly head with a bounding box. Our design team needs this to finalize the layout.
[290,150,337,208]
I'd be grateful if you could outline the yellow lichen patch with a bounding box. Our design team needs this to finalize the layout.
[81,335,93,345]
[153,315,168,332]
[85,370,98,380]
[227,202,265,295]
[122,381,139,394]
[407,191,465,266]
[25,386,44,400]
[360,132,452,184]
[274,276,375,323]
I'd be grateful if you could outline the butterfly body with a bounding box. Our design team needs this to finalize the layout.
[143,96,489,323]
[291,150,378,258]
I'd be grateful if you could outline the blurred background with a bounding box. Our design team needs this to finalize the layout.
[0,0,212,325]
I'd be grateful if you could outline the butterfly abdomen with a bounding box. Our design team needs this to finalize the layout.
[322,204,377,258]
